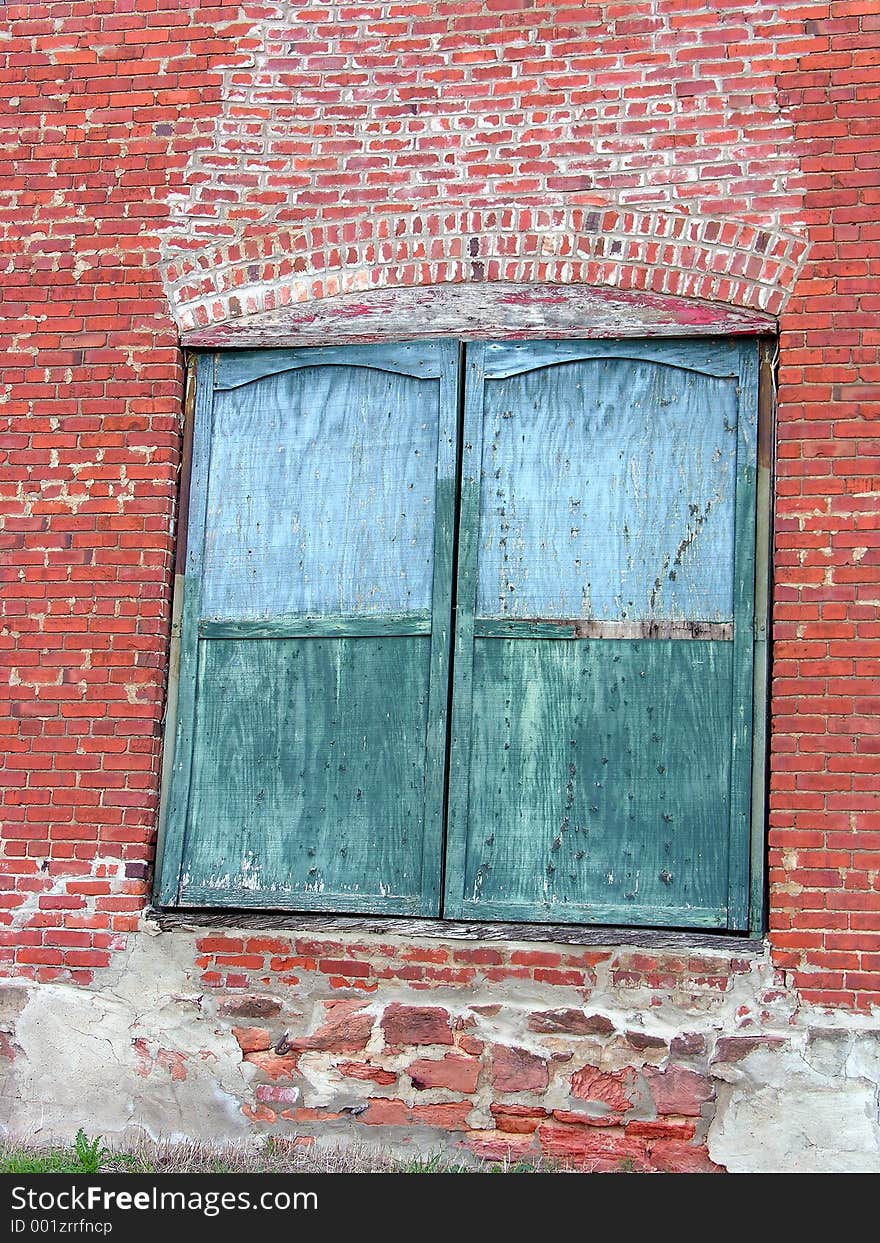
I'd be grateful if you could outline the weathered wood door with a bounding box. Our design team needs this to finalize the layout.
[157,341,459,913]
[444,339,758,929]
[157,335,760,930]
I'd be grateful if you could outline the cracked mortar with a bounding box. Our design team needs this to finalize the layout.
[0,926,878,1171]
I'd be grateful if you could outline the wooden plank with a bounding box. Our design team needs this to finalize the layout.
[214,338,451,389]
[199,614,431,640]
[173,354,198,577]
[749,339,775,936]
[179,636,436,914]
[448,638,734,926]
[444,342,486,916]
[474,619,733,641]
[183,284,776,350]
[475,351,739,622]
[155,906,765,952]
[178,887,429,916]
[420,341,461,912]
[727,339,760,930]
[200,356,441,622]
[155,355,215,906]
[451,900,727,929]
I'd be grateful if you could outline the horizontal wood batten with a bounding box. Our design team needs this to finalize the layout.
[450,901,729,930]
[473,618,734,641]
[177,888,434,916]
[199,614,432,639]
[149,906,763,951]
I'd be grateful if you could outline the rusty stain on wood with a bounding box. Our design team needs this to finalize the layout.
[474,619,733,641]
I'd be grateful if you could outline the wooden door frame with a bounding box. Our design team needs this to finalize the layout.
[154,285,774,943]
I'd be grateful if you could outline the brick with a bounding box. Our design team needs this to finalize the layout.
[537,1121,650,1172]
[643,1066,715,1117]
[649,1139,724,1174]
[217,995,283,1020]
[527,1009,615,1036]
[712,1036,787,1065]
[489,1103,549,1134]
[569,1066,637,1115]
[490,1045,549,1093]
[232,1027,272,1055]
[242,1051,300,1081]
[336,1061,397,1086]
[408,1053,481,1094]
[294,1002,374,1054]
[381,1004,453,1047]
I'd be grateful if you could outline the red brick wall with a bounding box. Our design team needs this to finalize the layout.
[1,2,878,1009]
[772,9,880,1007]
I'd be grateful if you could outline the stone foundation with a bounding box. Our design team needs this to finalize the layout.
[2,924,877,1173]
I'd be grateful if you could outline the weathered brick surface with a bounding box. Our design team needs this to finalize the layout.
[192,933,785,1171]
[0,4,878,1166]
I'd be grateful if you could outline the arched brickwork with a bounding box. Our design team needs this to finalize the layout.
[166,205,808,334]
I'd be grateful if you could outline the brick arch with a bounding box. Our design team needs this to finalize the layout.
[165,204,808,336]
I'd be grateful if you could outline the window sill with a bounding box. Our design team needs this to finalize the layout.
[148,906,764,953]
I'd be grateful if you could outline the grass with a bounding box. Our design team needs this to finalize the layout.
[0,1133,555,1176]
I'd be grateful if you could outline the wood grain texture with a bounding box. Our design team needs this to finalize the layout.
[154,906,763,951]
[475,353,739,622]
[215,339,451,389]
[481,337,745,380]
[199,614,431,639]
[201,363,440,621]
[160,340,461,911]
[473,619,732,641]
[183,284,775,350]
[446,638,734,927]
[445,337,759,931]
[155,352,216,905]
[727,340,760,928]
[179,636,437,914]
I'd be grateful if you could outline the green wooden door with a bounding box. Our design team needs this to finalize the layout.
[444,339,759,929]
[157,341,460,913]
[157,335,760,929]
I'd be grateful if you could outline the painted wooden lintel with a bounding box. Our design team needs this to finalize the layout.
[181,283,776,350]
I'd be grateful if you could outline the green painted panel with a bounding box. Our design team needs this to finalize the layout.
[178,636,435,913]
[445,337,758,931]
[447,638,734,927]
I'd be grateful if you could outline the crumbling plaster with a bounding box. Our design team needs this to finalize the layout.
[1,923,878,1172]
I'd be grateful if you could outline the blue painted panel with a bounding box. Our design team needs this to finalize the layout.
[214,339,451,389]
[201,364,440,621]
[475,356,738,622]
